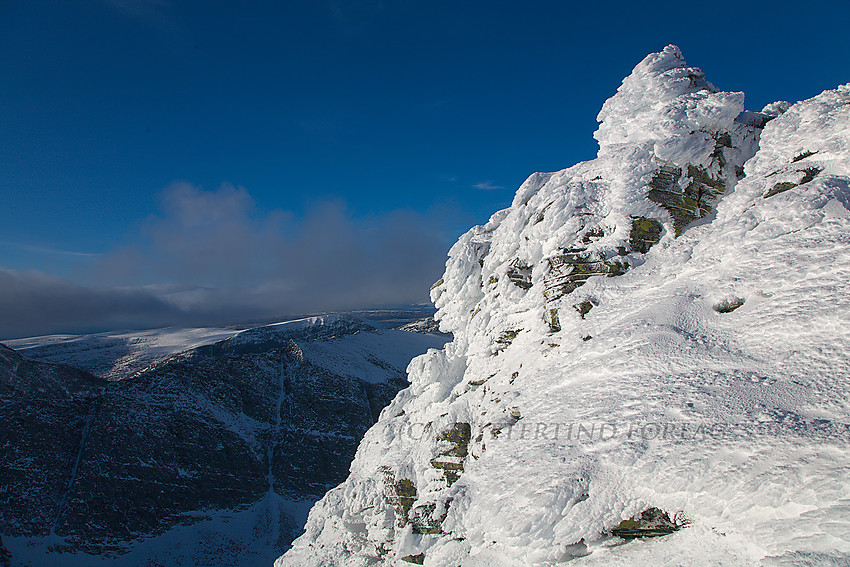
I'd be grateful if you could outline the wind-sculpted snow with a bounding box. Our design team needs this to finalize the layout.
[280,47,850,566]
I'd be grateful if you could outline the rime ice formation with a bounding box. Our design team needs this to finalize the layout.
[280,46,850,566]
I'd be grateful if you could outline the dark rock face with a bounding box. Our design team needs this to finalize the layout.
[506,258,534,290]
[542,248,628,302]
[629,217,663,254]
[611,507,685,539]
[0,535,10,567]
[430,422,471,487]
[397,317,449,336]
[0,344,104,537]
[0,316,434,563]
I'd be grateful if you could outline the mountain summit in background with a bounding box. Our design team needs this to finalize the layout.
[0,312,449,566]
[280,46,850,566]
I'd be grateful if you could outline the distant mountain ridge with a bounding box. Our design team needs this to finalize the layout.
[3,309,437,381]
[0,313,449,566]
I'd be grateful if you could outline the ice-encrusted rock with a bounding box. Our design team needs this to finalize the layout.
[280,48,850,566]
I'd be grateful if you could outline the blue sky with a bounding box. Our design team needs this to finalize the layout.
[1,0,849,337]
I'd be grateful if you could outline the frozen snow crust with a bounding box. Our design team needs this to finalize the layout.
[279,46,850,566]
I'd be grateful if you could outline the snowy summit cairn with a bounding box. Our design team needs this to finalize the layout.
[280,47,850,566]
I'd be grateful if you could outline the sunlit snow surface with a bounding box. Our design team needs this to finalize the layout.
[5,314,443,383]
[4,326,241,379]
[280,47,850,566]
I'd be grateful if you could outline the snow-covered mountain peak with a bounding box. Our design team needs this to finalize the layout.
[433,46,767,351]
[595,44,745,165]
[281,48,850,566]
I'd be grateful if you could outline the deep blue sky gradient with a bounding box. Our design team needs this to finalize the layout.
[1,0,849,335]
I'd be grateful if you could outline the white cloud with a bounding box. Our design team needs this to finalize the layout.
[99,0,176,31]
[0,269,183,339]
[0,182,456,338]
[0,241,100,258]
[473,181,504,190]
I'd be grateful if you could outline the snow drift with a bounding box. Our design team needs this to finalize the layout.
[279,46,850,566]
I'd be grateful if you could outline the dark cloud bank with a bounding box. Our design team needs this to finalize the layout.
[0,183,454,339]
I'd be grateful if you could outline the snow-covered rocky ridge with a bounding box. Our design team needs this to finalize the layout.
[0,313,448,566]
[280,46,850,566]
[4,326,242,380]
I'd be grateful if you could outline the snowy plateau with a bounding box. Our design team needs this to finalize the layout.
[0,312,448,566]
[279,46,850,566]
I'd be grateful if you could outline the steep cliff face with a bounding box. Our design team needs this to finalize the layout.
[0,345,104,536]
[280,47,850,566]
[0,314,448,566]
